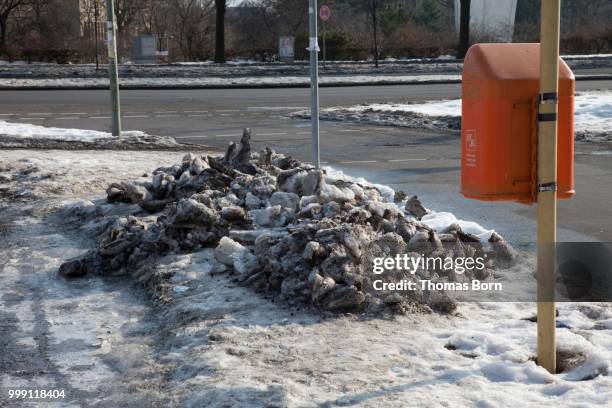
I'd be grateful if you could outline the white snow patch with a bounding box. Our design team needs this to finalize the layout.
[343,99,461,117]
[0,74,462,89]
[421,212,494,241]
[338,91,612,134]
[573,91,612,134]
[0,120,146,141]
[324,166,395,202]
[324,166,495,240]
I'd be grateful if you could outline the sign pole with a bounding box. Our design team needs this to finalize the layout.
[308,0,320,169]
[323,21,326,71]
[106,0,122,137]
[537,0,561,374]
[319,5,330,71]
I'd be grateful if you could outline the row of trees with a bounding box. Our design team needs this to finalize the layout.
[1,0,611,63]
[233,0,466,62]
[0,0,229,62]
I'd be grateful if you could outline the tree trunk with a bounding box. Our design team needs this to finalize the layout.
[214,0,226,63]
[0,16,8,58]
[371,0,379,68]
[457,0,471,59]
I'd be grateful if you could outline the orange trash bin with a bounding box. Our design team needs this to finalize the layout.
[461,43,575,205]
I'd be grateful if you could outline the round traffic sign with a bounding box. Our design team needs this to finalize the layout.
[320,5,331,21]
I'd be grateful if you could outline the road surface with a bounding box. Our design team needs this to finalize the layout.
[1,81,611,242]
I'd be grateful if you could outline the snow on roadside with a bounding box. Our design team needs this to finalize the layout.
[1,148,610,407]
[2,74,610,90]
[0,119,145,141]
[318,91,612,140]
[0,74,463,89]
[0,120,183,149]
[0,150,192,203]
[343,99,461,117]
[574,92,612,134]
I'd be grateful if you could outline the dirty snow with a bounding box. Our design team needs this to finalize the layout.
[321,91,612,139]
[343,99,462,117]
[325,166,495,241]
[0,150,203,406]
[0,120,185,150]
[1,147,610,406]
[0,120,145,141]
[0,74,464,89]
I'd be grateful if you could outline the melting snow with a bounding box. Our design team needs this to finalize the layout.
[0,120,146,142]
[341,91,612,134]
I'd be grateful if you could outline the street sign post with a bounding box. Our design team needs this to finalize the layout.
[308,0,320,169]
[319,5,330,70]
[279,36,295,63]
[106,0,121,137]
[537,0,561,374]
[319,5,330,20]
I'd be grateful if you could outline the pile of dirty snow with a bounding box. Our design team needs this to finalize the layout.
[59,130,515,314]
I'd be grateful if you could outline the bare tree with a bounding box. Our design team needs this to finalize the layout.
[0,0,27,58]
[80,0,104,66]
[368,0,380,68]
[113,0,148,54]
[115,0,147,34]
[169,0,214,61]
[251,0,309,38]
[275,0,308,35]
[457,0,470,59]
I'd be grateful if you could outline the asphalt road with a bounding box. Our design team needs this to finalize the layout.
[1,80,611,242]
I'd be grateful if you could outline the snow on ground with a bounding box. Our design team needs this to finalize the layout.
[0,74,463,89]
[0,150,203,406]
[0,120,143,141]
[1,74,610,90]
[574,92,612,134]
[317,91,612,141]
[1,146,610,407]
[0,120,183,150]
[346,99,462,117]
[562,53,612,59]
[163,260,612,407]
[326,166,495,241]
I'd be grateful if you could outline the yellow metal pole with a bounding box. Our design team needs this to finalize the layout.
[537,0,561,374]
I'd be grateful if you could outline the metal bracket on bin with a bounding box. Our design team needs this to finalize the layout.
[538,92,558,122]
[537,113,557,122]
[538,182,558,193]
[539,92,558,105]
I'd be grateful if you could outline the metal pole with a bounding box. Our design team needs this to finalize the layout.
[537,0,561,374]
[323,21,326,71]
[308,0,320,168]
[106,0,122,137]
[94,0,99,71]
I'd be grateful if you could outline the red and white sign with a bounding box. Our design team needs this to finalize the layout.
[319,5,331,21]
